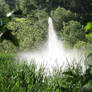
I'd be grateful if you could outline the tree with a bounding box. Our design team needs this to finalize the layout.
[60,21,85,47]
[51,7,78,31]
[61,0,92,24]
[17,0,37,15]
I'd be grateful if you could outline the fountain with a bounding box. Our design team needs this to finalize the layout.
[18,17,85,73]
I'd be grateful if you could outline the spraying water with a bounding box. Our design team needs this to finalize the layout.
[18,17,85,73]
[6,11,14,17]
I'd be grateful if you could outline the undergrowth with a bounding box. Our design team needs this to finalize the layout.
[0,53,92,92]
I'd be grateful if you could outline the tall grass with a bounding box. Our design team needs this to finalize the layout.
[0,54,92,92]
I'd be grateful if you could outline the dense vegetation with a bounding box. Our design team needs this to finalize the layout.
[0,0,92,92]
[0,0,92,52]
[0,54,92,92]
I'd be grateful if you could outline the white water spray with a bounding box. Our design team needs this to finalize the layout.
[18,17,85,73]
[6,11,14,17]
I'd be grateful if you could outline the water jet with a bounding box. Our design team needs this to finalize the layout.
[18,17,85,73]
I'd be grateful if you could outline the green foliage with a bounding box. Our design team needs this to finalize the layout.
[0,10,48,52]
[0,54,92,92]
[51,7,77,23]
[0,0,10,17]
[0,0,92,52]
[60,0,92,24]
[0,0,91,52]
[0,40,18,53]
[0,16,19,47]
[85,22,92,31]
[51,7,78,31]
[78,81,92,92]
[17,10,48,50]
[0,0,92,92]
[60,21,85,47]
[17,0,37,15]
[74,41,86,49]
[85,22,92,42]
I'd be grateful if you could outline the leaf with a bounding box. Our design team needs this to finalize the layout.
[85,22,92,31]
[56,89,60,92]
[86,33,92,38]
